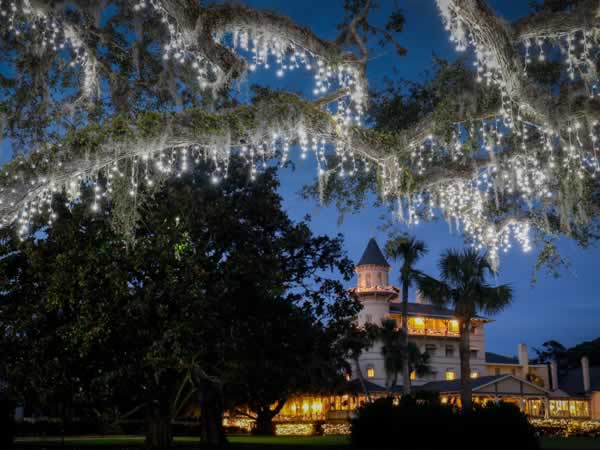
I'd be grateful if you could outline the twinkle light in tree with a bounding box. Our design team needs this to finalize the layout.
[0,0,599,265]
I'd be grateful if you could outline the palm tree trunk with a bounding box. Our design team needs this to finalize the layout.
[401,276,411,396]
[459,319,472,413]
[354,358,372,402]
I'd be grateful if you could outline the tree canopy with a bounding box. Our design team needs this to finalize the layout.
[0,161,359,445]
[0,0,598,266]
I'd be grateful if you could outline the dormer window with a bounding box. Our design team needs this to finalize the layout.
[366,366,375,378]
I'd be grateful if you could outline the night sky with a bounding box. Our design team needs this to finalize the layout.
[1,1,598,359]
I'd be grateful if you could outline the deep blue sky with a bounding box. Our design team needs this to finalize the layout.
[1,1,598,358]
[236,0,600,358]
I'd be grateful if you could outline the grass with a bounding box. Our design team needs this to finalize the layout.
[541,437,600,450]
[14,434,600,449]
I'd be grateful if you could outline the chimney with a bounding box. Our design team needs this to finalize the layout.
[550,360,559,391]
[582,356,591,393]
[518,343,529,378]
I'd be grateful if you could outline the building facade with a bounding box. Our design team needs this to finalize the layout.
[226,239,600,432]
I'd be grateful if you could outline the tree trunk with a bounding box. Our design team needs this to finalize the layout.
[145,413,172,449]
[354,358,372,402]
[253,410,276,435]
[401,275,411,396]
[459,319,472,413]
[199,383,227,447]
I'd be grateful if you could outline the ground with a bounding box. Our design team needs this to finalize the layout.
[11,435,600,449]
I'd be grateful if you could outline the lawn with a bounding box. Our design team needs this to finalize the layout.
[13,434,600,449]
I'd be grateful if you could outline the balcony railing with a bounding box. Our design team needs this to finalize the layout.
[408,327,459,337]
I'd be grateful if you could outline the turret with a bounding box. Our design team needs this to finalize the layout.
[350,238,398,326]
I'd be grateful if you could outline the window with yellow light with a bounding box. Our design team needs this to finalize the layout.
[367,366,375,378]
[410,371,416,381]
[449,319,459,333]
[445,370,456,381]
[470,372,479,379]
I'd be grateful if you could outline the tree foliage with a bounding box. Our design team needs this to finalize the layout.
[0,160,359,445]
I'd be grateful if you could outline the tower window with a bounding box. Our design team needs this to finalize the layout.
[365,273,371,287]
[366,366,375,378]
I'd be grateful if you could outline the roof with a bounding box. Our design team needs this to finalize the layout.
[342,379,386,393]
[485,352,519,364]
[416,374,549,395]
[558,367,600,396]
[416,375,506,393]
[485,352,544,366]
[357,238,390,267]
[389,302,489,321]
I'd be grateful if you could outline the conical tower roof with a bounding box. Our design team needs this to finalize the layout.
[357,238,390,267]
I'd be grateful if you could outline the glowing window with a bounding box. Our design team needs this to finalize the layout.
[367,366,375,378]
[445,370,456,381]
[449,320,459,332]
[470,372,479,379]
[410,371,416,381]
[414,317,425,326]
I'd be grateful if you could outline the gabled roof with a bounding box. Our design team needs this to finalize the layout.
[389,302,489,321]
[417,374,549,395]
[485,352,543,366]
[558,367,600,396]
[357,238,390,267]
[416,375,506,393]
[485,352,519,364]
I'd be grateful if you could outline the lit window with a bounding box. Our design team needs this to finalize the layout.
[367,366,375,378]
[414,317,425,326]
[449,320,459,332]
[470,372,479,379]
[345,372,351,381]
[410,371,416,381]
[441,396,448,404]
[445,370,456,381]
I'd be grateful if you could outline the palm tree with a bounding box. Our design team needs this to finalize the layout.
[417,249,513,413]
[379,319,430,395]
[385,235,428,396]
[340,324,378,402]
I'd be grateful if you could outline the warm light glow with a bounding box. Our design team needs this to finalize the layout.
[441,396,448,404]
[367,367,375,378]
[414,317,425,326]
[410,371,416,381]
[445,370,456,381]
[449,320,459,332]
[302,402,309,412]
[470,372,479,379]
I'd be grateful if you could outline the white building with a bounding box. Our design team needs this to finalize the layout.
[343,238,598,419]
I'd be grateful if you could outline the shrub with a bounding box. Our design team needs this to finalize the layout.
[351,398,539,450]
[467,402,539,450]
[0,397,15,447]
[351,396,457,449]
